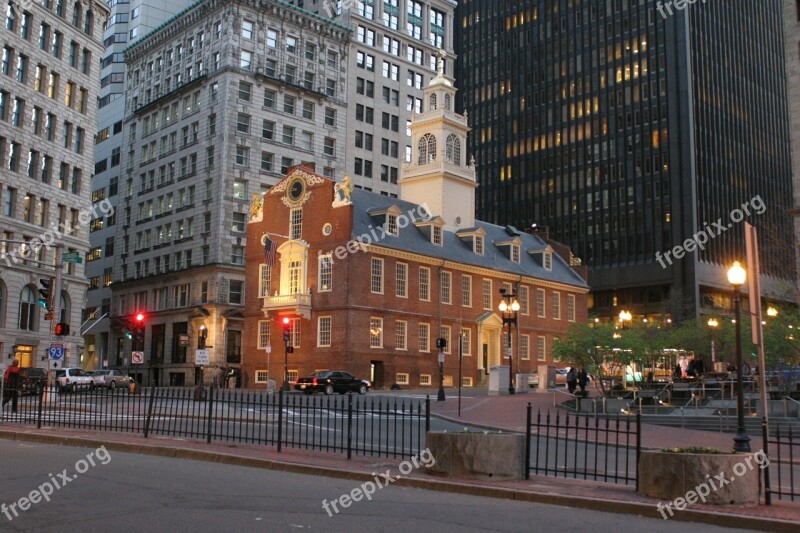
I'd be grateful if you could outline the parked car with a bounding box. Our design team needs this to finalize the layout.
[295,371,368,395]
[89,369,132,389]
[54,368,93,392]
[18,367,47,395]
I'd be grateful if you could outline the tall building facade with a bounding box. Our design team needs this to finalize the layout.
[108,0,350,386]
[784,0,800,287]
[455,0,795,322]
[294,0,457,196]
[0,0,108,369]
[84,0,193,371]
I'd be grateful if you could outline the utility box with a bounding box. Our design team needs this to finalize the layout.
[515,373,529,394]
[539,365,556,391]
[488,365,510,394]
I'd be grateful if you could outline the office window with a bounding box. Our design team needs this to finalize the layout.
[462,275,471,307]
[370,317,383,348]
[238,81,252,101]
[536,288,546,318]
[371,258,384,293]
[537,336,546,361]
[419,266,430,301]
[552,292,561,320]
[419,323,430,352]
[257,321,270,349]
[396,262,407,297]
[240,50,252,70]
[439,325,451,354]
[461,328,472,356]
[317,317,332,347]
[482,279,492,310]
[318,255,332,291]
[289,208,302,239]
[235,145,249,166]
[440,271,451,304]
[520,335,530,360]
[395,320,407,350]
[567,294,576,322]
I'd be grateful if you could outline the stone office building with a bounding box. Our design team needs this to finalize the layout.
[109,0,350,386]
[0,0,108,368]
[242,70,588,389]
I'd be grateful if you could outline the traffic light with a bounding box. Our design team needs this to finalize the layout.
[54,322,70,336]
[436,337,447,350]
[198,325,207,349]
[282,317,291,343]
[134,312,145,341]
[124,329,132,340]
[38,278,53,310]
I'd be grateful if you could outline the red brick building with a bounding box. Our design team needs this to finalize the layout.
[242,68,588,389]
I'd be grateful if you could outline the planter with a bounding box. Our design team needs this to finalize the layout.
[638,450,759,505]
[425,431,525,480]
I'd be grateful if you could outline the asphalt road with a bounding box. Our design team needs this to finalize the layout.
[0,440,742,532]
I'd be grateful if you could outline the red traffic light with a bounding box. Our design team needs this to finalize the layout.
[135,312,145,323]
[54,322,70,336]
[282,317,290,326]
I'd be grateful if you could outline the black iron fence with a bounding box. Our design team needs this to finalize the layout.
[525,406,640,488]
[763,418,799,503]
[1,386,430,460]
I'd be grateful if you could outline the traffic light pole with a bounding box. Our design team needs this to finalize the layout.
[45,244,64,400]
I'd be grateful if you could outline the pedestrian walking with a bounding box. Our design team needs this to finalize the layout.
[577,368,589,395]
[566,367,577,394]
[2,359,20,413]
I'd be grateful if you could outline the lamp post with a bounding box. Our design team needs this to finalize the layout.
[707,318,718,365]
[727,261,751,453]
[618,310,632,329]
[499,288,520,395]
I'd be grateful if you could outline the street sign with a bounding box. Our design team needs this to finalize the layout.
[48,343,65,360]
[44,312,54,321]
[195,349,210,366]
[178,334,189,346]
[438,351,445,363]
[265,345,272,354]
[62,252,83,263]
[131,351,144,364]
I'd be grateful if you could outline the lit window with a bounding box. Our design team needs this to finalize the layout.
[370,317,383,348]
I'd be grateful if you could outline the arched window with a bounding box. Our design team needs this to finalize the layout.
[418,133,437,164]
[18,286,36,331]
[429,94,437,110]
[59,292,69,323]
[72,2,82,27]
[446,134,461,165]
[84,10,93,35]
[444,93,451,110]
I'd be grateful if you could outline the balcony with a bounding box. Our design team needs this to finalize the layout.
[262,291,311,319]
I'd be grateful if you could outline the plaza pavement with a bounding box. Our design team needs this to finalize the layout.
[0,386,797,531]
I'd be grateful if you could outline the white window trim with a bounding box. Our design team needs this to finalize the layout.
[317,316,332,347]
[552,291,561,320]
[419,266,431,302]
[370,316,383,348]
[395,319,407,351]
[419,322,430,352]
[521,334,530,360]
[395,373,409,385]
[371,257,384,294]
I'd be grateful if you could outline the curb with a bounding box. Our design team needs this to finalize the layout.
[0,429,796,532]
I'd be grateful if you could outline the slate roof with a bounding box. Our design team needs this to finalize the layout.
[349,189,589,289]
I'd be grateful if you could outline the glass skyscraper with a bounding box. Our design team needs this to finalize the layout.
[455,0,795,321]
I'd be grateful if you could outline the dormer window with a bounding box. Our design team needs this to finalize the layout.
[474,235,484,255]
[386,214,398,236]
[432,226,442,246]
[511,244,520,263]
[543,251,552,270]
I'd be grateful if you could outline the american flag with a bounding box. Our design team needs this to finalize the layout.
[264,236,276,267]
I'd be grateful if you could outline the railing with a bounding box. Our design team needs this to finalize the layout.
[784,397,800,418]
[525,406,640,488]
[762,417,799,504]
[0,387,430,460]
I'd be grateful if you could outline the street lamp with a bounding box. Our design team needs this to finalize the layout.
[499,288,520,395]
[727,261,751,453]
[618,310,632,329]
[707,318,718,365]
[766,306,778,317]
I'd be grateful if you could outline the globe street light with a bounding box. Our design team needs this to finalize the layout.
[618,310,632,329]
[499,288,520,395]
[727,261,751,453]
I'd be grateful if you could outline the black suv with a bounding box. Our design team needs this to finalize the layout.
[18,367,47,395]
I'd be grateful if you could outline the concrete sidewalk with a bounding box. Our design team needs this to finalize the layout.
[1,387,797,531]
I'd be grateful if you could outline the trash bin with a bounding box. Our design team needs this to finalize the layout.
[193,384,207,401]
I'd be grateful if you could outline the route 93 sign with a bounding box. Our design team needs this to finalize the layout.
[48,343,65,360]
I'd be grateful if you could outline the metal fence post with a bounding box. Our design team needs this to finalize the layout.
[36,383,44,429]
[635,411,641,492]
[144,387,157,438]
[525,403,532,480]
[206,384,214,444]
[425,396,430,434]
[347,393,353,460]
[277,390,284,453]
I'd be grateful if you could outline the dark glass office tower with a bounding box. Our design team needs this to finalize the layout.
[455,0,795,321]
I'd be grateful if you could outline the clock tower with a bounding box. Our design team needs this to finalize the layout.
[399,50,477,232]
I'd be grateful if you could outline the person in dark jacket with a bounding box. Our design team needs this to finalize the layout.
[566,367,577,394]
[2,359,20,413]
[577,368,590,394]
